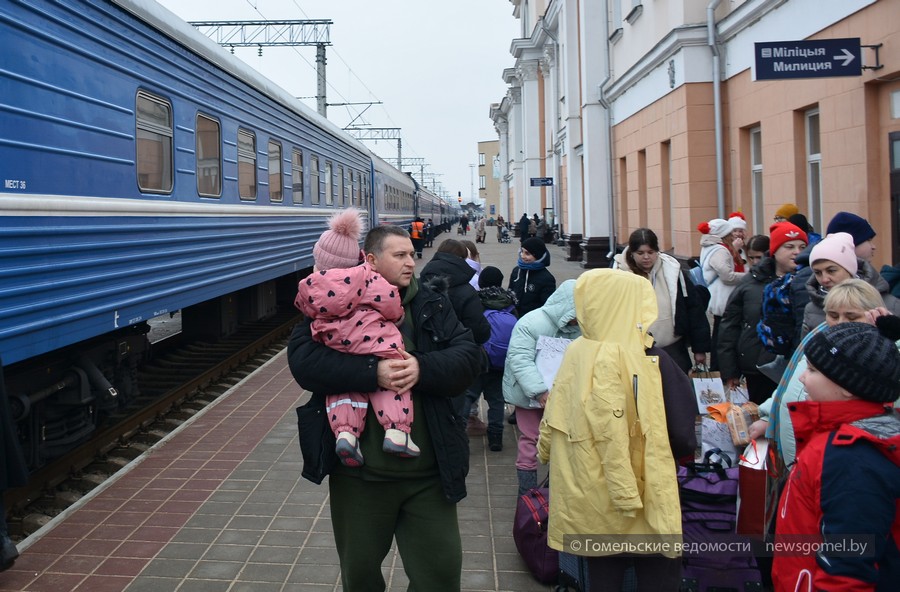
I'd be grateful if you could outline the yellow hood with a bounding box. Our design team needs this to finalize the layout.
[574,269,657,349]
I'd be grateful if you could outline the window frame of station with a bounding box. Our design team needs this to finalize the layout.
[805,108,822,231]
[135,90,174,194]
[749,125,764,234]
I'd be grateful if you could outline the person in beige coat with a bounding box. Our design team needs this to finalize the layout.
[538,269,696,591]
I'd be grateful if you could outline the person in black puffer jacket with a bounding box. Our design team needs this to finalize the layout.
[509,237,556,318]
[420,239,491,422]
[288,225,482,592]
[420,239,491,346]
[718,222,808,404]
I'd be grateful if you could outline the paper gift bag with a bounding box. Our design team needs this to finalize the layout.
[691,368,726,414]
[737,439,769,535]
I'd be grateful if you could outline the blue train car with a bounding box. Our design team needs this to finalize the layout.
[372,154,416,228]
[0,0,377,368]
[1,0,440,468]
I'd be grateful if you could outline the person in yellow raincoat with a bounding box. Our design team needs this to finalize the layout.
[538,269,697,591]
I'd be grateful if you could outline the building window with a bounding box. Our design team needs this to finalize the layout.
[750,126,764,234]
[806,109,822,231]
[268,140,283,202]
[195,114,221,197]
[237,129,257,200]
[135,92,173,193]
[310,155,320,205]
[661,140,673,249]
[479,175,486,190]
[479,152,486,166]
[291,149,303,205]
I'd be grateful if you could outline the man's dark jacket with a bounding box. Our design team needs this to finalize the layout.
[288,277,482,503]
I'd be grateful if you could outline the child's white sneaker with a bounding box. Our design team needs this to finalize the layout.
[335,432,364,467]
[383,428,420,458]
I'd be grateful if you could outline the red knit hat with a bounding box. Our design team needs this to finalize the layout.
[768,222,808,255]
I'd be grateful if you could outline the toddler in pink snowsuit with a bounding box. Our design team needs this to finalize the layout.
[294,209,419,467]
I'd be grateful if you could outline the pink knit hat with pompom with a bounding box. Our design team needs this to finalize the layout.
[313,208,364,270]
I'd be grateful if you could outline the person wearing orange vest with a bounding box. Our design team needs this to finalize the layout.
[410,217,425,259]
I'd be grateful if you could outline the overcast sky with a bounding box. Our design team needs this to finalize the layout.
[155,0,521,202]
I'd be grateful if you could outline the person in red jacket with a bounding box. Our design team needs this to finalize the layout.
[772,316,900,592]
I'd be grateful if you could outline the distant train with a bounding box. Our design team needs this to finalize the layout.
[0,0,459,469]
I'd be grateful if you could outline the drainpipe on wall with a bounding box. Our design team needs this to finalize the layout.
[598,75,615,258]
[599,0,615,258]
[708,0,725,219]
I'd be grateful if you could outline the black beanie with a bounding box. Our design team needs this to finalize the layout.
[804,316,900,403]
[521,237,550,265]
[479,266,504,289]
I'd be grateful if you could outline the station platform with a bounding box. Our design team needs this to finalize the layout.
[2,226,588,592]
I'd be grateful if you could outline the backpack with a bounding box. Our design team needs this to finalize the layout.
[483,308,517,370]
[756,273,795,355]
[688,246,721,289]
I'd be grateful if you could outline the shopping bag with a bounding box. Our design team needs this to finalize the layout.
[691,367,726,414]
[737,439,770,536]
[692,368,749,465]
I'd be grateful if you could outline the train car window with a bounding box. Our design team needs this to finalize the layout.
[195,114,221,197]
[291,149,304,205]
[336,165,344,206]
[310,155,320,204]
[343,167,350,205]
[268,140,283,202]
[136,92,173,193]
[349,171,356,206]
[237,129,257,199]
[324,161,333,206]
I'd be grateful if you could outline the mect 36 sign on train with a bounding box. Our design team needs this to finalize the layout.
[754,38,862,80]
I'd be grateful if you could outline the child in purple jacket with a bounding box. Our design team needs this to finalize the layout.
[294,209,418,466]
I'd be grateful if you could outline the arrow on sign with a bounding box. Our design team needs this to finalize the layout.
[834,48,855,67]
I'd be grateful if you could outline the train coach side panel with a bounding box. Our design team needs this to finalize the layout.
[0,0,375,365]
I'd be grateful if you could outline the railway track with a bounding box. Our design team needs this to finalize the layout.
[5,310,301,540]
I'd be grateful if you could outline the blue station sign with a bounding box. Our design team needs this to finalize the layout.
[530,177,553,187]
[754,38,862,80]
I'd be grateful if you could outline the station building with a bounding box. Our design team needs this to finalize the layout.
[491,0,900,267]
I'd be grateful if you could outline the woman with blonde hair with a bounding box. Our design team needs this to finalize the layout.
[750,279,890,467]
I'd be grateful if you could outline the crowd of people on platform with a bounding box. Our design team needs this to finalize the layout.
[5,202,898,592]
[284,204,900,592]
